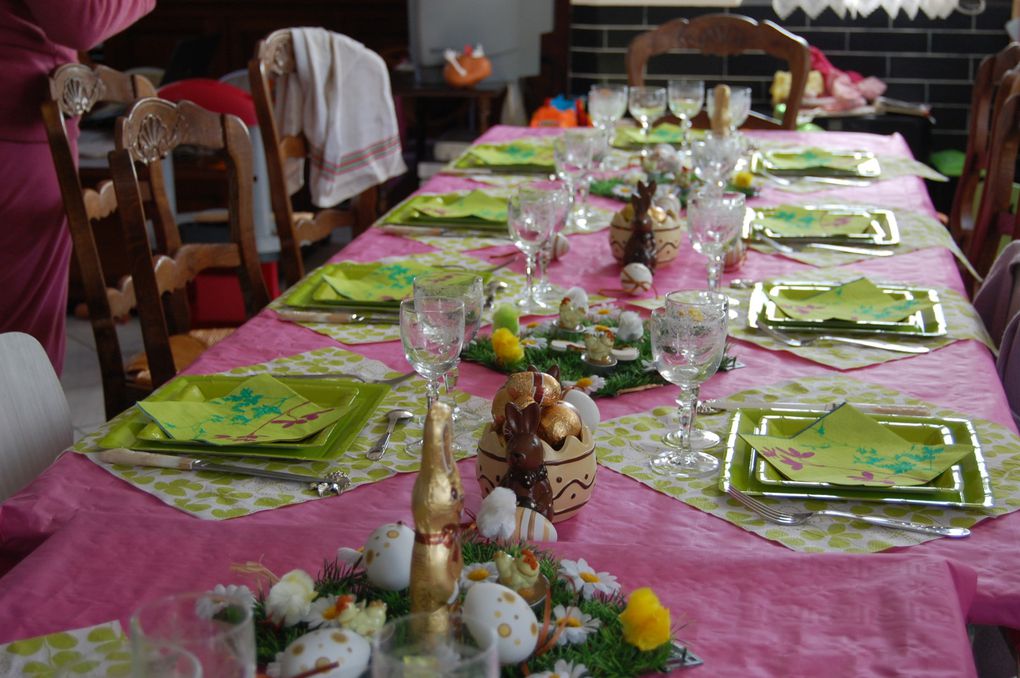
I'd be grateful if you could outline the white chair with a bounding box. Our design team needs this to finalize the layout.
[973,240,1020,348]
[0,332,73,501]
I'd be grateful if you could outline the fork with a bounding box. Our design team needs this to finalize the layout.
[755,233,894,258]
[725,487,970,538]
[756,322,930,354]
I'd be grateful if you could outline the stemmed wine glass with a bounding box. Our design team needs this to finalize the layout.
[508,185,556,313]
[533,184,571,305]
[588,84,628,169]
[667,79,704,145]
[627,86,667,153]
[554,129,598,232]
[400,297,465,413]
[705,85,752,134]
[687,190,746,291]
[648,291,729,478]
[690,132,743,195]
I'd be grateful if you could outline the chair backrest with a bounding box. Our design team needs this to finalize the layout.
[110,97,271,389]
[973,240,1020,347]
[41,63,157,419]
[950,43,1020,255]
[0,332,72,502]
[965,69,1020,283]
[625,14,810,130]
[248,29,379,289]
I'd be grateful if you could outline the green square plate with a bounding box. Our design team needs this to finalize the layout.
[380,192,509,232]
[719,407,994,508]
[747,205,899,245]
[279,264,403,313]
[98,375,390,460]
[747,281,948,338]
[752,148,881,178]
[449,141,555,174]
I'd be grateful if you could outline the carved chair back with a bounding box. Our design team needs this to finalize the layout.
[110,97,270,390]
[625,14,810,130]
[41,63,156,418]
[248,29,378,289]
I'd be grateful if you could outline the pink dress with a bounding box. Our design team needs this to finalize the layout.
[0,0,154,374]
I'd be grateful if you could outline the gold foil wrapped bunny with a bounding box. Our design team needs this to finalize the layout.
[409,402,464,634]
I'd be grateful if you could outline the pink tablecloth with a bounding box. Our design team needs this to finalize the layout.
[1,128,1015,675]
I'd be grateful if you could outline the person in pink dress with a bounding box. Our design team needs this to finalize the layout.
[0,0,155,375]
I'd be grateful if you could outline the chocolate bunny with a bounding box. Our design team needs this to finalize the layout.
[500,401,554,521]
[623,180,659,271]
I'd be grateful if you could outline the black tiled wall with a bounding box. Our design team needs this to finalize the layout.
[569,0,1012,151]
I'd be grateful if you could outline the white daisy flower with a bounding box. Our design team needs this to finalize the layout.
[459,561,499,591]
[303,593,359,629]
[265,569,316,626]
[588,303,621,321]
[195,584,255,619]
[553,604,602,646]
[558,558,621,600]
[521,319,554,337]
[522,336,549,350]
[531,659,590,678]
[570,375,606,394]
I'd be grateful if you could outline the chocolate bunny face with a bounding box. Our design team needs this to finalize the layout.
[504,401,545,471]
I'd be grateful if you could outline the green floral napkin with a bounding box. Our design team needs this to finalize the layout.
[0,621,128,677]
[456,141,555,171]
[756,206,874,238]
[387,190,508,229]
[768,278,935,322]
[763,147,866,172]
[739,404,974,486]
[318,261,436,303]
[613,123,686,146]
[136,375,352,445]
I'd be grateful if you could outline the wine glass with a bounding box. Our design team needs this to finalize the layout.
[130,592,255,678]
[627,86,667,152]
[588,84,628,128]
[507,186,557,313]
[690,132,743,195]
[131,640,202,678]
[400,297,465,410]
[554,129,598,232]
[705,85,752,133]
[533,184,571,304]
[687,190,746,291]
[372,611,498,677]
[648,291,729,478]
[667,79,704,143]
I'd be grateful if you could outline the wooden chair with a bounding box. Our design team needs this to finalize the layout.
[625,14,810,131]
[965,70,1020,283]
[0,332,72,502]
[248,29,380,289]
[108,97,270,394]
[41,63,157,419]
[949,43,1020,257]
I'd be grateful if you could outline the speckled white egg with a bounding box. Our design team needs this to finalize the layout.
[463,583,539,665]
[620,262,653,295]
[563,389,600,430]
[551,232,570,261]
[364,522,414,591]
[278,628,370,678]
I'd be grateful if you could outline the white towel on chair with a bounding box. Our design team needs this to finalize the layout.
[275,27,406,208]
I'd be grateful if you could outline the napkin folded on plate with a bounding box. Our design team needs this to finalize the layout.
[136,375,352,445]
[399,190,507,225]
[739,404,973,486]
[768,278,934,323]
[614,122,686,146]
[756,205,874,238]
[317,261,437,303]
[764,147,866,172]
[459,141,555,169]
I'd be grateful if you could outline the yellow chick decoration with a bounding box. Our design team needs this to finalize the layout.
[494,549,541,592]
[346,600,388,637]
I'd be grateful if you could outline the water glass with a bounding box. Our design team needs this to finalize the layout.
[648,291,729,478]
[688,191,746,291]
[400,297,465,406]
[554,129,599,232]
[508,186,557,313]
[667,79,704,140]
[588,84,628,127]
[627,86,667,149]
[131,641,202,678]
[533,184,571,303]
[705,85,752,132]
[130,592,255,678]
[372,612,498,677]
[690,132,743,194]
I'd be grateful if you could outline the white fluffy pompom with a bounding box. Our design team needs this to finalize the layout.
[477,487,517,540]
[616,311,644,342]
[564,286,589,310]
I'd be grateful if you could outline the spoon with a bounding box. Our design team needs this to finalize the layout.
[366,409,414,461]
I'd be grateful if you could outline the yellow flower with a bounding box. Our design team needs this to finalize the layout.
[619,587,671,651]
[732,170,754,189]
[491,328,524,365]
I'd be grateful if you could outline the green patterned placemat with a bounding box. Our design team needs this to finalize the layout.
[747,203,977,277]
[76,347,489,520]
[595,375,1019,553]
[723,267,992,370]
[0,621,128,677]
[271,250,564,343]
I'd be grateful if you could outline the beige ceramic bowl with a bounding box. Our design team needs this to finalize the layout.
[609,204,684,266]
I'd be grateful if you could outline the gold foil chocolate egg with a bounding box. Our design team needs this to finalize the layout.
[505,371,561,407]
[538,401,582,449]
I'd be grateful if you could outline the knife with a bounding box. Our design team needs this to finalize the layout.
[276,309,399,325]
[755,233,894,258]
[700,398,932,417]
[377,224,508,239]
[95,448,350,496]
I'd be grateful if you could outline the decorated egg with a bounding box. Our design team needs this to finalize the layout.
[538,401,582,449]
[278,628,370,678]
[621,263,653,296]
[551,233,570,261]
[364,523,414,591]
[462,583,539,665]
[514,506,558,542]
[562,389,600,430]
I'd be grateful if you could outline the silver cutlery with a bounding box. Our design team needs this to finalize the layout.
[276,309,400,325]
[95,448,350,496]
[756,322,930,354]
[755,233,894,257]
[366,409,414,461]
[699,398,931,417]
[484,280,509,310]
[377,224,508,239]
[726,486,970,538]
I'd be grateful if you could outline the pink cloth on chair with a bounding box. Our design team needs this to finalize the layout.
[973,240,1020,347]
